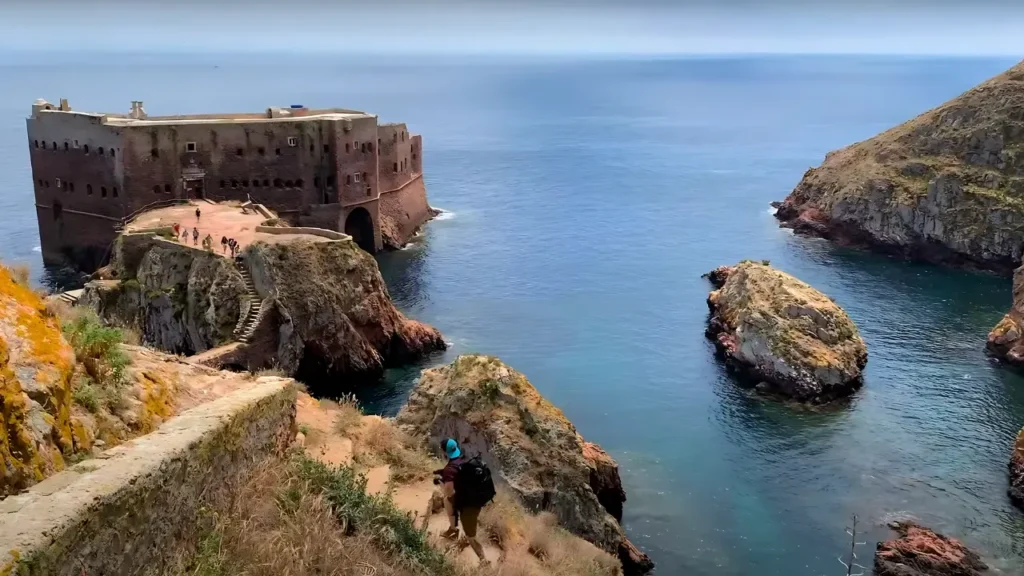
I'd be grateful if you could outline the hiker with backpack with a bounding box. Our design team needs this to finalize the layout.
[436,438,495,566]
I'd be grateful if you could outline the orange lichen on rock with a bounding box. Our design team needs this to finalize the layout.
[0,264,76,495]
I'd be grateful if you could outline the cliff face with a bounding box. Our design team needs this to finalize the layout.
[987,264,1024,364]
[0,265,75,495]
[1010,427,1024,511]
[83,237,244,356]
[705,262,868,403]
[775,61,1024,274]
[245,239,445,387]
[395,354,653,575]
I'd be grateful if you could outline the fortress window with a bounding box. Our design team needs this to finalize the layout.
[83,145,90,154]
[345,143,350,153]
[51,142,57,150]
[243,179,250,187]
[314,177,320,187]
[112,187,118,197]
[37,179,43,187]
[44,181,50,188]
[309,143,314,153]
[68,182,75,192]
[378,138,381,148]
[86,184,93,195]
[275,148,281,156]
[33,140,38,148]
[287,137,298,147]
[220,180,226,188]
[346,175,352,185]
[151,148,159,158]
[393,162,398,172]
[323,144,330,153]
[296,179,304,187]
[263,179,269,187]
[393,133,398,142]
[285,180,294,187]
[164,184,171,193]
[326,176,334,187]
[236,148,244,157]
[152,185,160,194]
[353,173,361,184]
[98,147,104,155]
[362,171,367,181]
[74,140,79,148]
[253,180,260,188]
[64,142,69,151]
[366,186,372,197]
[361,143,366,153]
[55,178,62,189]
[186,142,197,152]
[101,186,107,197]
[412,152,417,160]
[231,180,239,188]
[110,148,116,158]
[257,147,265,156]
[274,178,283,188]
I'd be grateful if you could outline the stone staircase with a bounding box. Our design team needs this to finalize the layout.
[56,289,84,306]
[232,258,263,344]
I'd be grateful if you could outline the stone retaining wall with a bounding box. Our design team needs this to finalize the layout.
[254,225,351,241]
[0,377,296,576]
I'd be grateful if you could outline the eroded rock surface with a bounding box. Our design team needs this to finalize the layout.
[987,264,1024,366]
[1010,427,1024,511]
[874,522,987,576]
[395,354,653,575]
[775,60,1024,274]
[704,261,867,403]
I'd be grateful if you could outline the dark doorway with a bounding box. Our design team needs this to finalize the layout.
[344,207,375,252]
[183,178,205,200]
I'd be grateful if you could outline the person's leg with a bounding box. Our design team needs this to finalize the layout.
[460,507,487,564]
[442,492,459,538]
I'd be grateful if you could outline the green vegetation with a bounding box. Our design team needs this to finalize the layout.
[61,309,132,412]
[294,456,454,574]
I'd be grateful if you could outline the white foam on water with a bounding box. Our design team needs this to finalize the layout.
[433,208,455,221]
[31,246,41,253]
[766,205,778,216]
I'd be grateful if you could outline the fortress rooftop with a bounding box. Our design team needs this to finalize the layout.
[30,98,374,126]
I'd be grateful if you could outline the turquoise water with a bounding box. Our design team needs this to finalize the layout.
[3,52,1024,574]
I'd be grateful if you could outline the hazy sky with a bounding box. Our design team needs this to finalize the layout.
[2,0,1023,56]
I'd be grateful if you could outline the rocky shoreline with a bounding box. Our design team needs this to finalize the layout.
[875,522,988,576]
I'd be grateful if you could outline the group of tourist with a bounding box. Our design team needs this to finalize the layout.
[169,207,242,257]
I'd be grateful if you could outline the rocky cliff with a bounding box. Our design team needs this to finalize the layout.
[874,522,988,576]
[395,354,653,575]
[704,261,868,403]
[244,238,445,387]
[1010,427,1024,511]
[775,60,1024,274]
[84,237,245,355]
[84,233,445,390]
[986,264,1024,366]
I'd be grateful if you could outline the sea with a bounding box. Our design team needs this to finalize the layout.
[2,51,1023,575]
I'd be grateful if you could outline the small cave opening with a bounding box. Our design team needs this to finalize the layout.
[293,344,382,399]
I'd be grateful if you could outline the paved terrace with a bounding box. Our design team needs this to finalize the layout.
[124,201,333,256]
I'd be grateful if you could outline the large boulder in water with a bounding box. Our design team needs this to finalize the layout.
[0,265,75,495]
[704,261,868,403]
[1010,427,1024,510]
[395,354,653,575]
[874,521,987,576]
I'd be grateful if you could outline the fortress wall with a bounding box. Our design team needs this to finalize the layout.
[298,203,343,230]
[0,378,296,576]
[378,174,433,248]
[36,205,120,269]
[377,123,415,193]
[335,116,380,206]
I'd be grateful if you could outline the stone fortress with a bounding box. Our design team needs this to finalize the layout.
[27,98,435,270]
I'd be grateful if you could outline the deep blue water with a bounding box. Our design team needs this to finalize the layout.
[3,52,1024,575]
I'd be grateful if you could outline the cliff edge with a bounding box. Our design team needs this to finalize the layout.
[395,354,654,575]
[704,261,867,403]
[775,60,1024,274]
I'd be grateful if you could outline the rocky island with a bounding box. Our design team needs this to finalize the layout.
[704,261,868,403]
[874,522,988,576]
[775,60,1024,275]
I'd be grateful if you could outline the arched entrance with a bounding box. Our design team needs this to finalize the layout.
[344,207,375,253]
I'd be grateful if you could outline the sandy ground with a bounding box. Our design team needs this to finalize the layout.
[295,393,502,568]
[124,201,330,256]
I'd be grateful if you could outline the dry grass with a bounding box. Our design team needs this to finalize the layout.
[9,263,30,287]
[168,459,420,576]
[479,491,621,576]
[253,366,287,379]
[333,393,363,435]
[356,419,437,483]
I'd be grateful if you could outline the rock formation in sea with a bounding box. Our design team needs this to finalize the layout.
[774,60,1024,275]
[395,354,654,575]
[82,233,444,388]
[1010,427,1024,511]
[703,261,868,403]
[987,264,1024,366]
[874,521,988,576]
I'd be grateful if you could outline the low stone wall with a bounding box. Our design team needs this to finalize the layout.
[254,225,351,241]
[0,377,296,576]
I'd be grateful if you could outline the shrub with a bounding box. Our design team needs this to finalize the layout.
[357,419,436,483]
[333,393,363,435]
[61,309,132,413]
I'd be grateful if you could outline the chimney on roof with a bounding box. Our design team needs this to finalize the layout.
[59,98,70,111]
[129,100,147,120]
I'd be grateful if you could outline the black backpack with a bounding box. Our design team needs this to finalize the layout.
[454,456,496,509]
